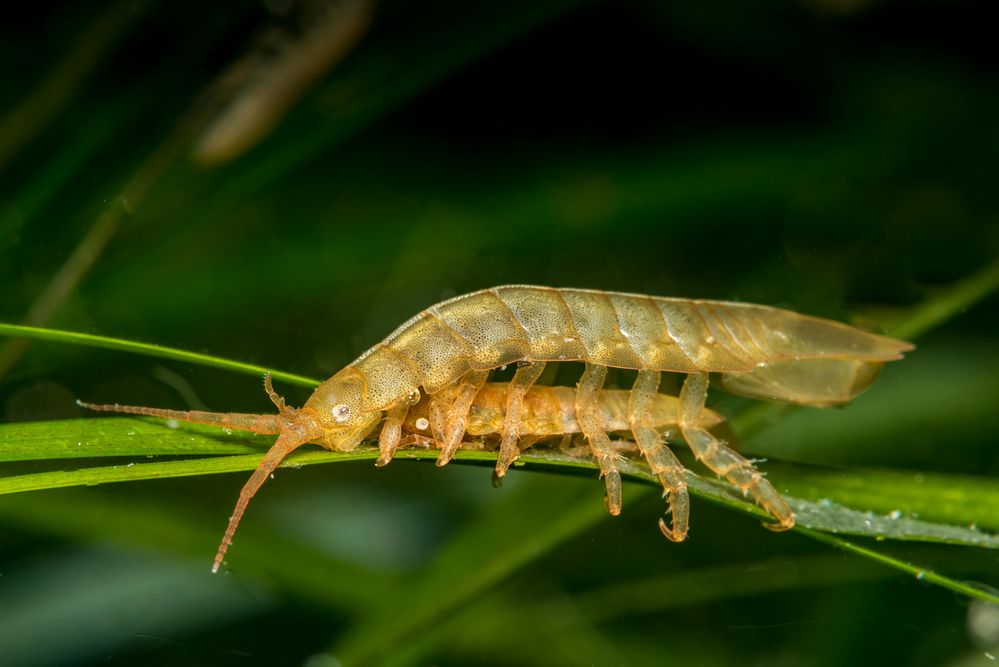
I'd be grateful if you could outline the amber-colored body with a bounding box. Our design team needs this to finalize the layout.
[404,382,722,441]
[79,286,913,572]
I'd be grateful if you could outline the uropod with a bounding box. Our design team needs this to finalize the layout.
[80,286,914,572]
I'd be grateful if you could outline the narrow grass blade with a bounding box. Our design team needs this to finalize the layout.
[2,417,996,551]
[0,323,320,387]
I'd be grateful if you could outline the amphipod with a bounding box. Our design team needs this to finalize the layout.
[80,286,914,571]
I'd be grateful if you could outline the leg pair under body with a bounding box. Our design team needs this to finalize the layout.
[376,363,794,536]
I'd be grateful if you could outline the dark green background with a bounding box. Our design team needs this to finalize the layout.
[1,1,998,665]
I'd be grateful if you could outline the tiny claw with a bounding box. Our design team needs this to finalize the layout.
[375,456,390,468]
[658,517,687,542]
[761,516,796,533]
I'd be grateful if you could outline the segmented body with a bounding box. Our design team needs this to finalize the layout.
[80,286,913,572]
[350,286,909,409]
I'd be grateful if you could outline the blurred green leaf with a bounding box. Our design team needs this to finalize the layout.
[0,488,390,611]
[0,548,265,667]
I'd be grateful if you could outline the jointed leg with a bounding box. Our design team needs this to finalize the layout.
[576,363,623,515]
[376,404,409,467]
[428,398,446,444]
[629,370,690,542]
[494,361,546,477]
[436,370,488,466]
[679,373,794,531]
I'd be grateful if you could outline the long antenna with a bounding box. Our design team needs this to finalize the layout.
[77,400,284,435]
[211,430,310,573]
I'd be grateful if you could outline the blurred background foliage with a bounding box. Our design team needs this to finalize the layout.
[1,0,998,665]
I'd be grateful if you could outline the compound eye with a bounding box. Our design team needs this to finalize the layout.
[332,404,352,423]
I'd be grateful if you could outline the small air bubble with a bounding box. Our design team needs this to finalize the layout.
[302,653,344,667]
[166,419,179,429]
[127,462,134,468]
[499,365,508,371]
[969,600,999,647]
[415,417,429,431]
[888,510,902,520]
[915,570,926,581]
[563,337,575,343]
[223,428,232,435]
[704,335,714,344]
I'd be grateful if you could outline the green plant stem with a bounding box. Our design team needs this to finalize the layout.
[0,323,319,387]
[890,257,999,340]
[795,527,999,605]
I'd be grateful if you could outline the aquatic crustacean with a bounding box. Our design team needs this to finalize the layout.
[80,286,913,572]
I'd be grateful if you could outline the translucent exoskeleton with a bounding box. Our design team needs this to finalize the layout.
[79,286,913,571]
